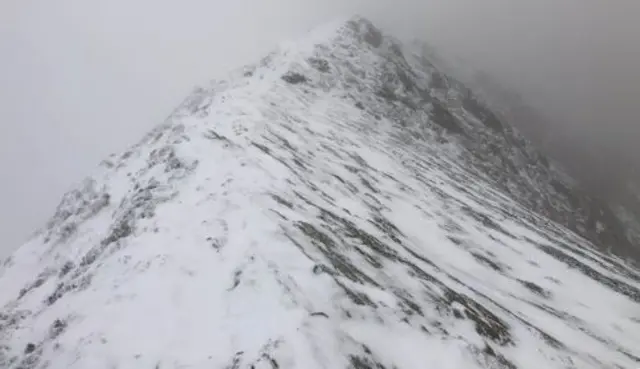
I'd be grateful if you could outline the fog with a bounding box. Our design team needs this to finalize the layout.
[1,0,638,256]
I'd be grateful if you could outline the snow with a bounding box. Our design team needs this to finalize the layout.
[1,15,639,369]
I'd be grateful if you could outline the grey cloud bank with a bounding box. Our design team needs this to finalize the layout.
[0,0,638,256]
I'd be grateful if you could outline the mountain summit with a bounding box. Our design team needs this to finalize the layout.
[1,16,639,369]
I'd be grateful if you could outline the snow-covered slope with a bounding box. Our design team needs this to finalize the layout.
[412,43,640,258]
[1,16,640,369]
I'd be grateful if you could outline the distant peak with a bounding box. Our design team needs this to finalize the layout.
[343,15,385,48]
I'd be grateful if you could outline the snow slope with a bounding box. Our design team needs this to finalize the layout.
[1,16,639,369]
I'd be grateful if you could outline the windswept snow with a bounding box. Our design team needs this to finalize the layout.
[1,16,639,369]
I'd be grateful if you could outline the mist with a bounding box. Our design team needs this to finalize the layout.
[1,0,638,257]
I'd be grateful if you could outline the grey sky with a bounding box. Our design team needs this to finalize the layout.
[1,0,638,257]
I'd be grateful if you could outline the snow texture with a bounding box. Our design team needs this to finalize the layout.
[1,16,639,369]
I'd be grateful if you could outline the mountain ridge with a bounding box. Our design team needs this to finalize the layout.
[1,15,639,369]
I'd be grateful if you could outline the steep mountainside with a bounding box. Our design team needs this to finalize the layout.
[415,47,640,252]
[1,16,639,369]
[413,42,640,261]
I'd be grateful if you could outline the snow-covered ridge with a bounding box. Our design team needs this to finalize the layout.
[1,15,639,369]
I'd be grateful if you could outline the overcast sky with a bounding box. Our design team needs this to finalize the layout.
[1,0,638,257]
